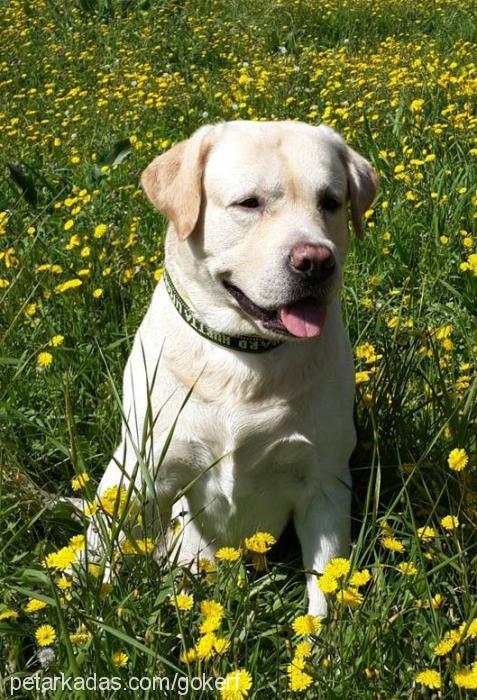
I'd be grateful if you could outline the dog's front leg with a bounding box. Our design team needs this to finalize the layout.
[84,441,147,566]
[85,439,181,565]
[294,469,352,617]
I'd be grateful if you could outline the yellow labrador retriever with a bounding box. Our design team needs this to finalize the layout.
[88,120,378,616]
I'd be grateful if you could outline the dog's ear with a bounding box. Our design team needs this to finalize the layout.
[316,124,379,240]
[344,146,379,240]
[141,125,214,240]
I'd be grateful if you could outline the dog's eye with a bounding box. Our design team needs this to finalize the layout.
[235,197,261,209]
[320,194,342,212]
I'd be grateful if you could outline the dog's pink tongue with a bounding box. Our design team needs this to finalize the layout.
[279,300,327,338]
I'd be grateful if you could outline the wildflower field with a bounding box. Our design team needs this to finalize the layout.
[1,0,477,696]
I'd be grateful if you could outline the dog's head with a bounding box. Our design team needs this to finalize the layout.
[141,121,378,340]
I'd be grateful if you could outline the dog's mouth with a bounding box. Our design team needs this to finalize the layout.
[222,280,328,339]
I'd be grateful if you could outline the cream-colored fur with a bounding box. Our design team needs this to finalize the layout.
[88,120,378,616]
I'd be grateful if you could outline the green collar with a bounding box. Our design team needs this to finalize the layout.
[163,268,283,354]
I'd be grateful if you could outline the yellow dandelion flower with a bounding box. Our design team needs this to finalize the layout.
[295,641,312,658]
[199,557,215,573]
[386,316,400,329]
[220,668,253,699]
[198,557,217,580]
[56,575,72,590]
[195,633,217,660]
[42,546,78,571]
[355,370,370,384]
[434,629,461,656]
[0,609,18,621]
[318,574,338,594]
[83,500,98,517]
[172,593,194,611]
[324,557,350,579]
[35,624,56,646]
[121,538,154,555]
[409,98,424,113]
[70,631,92,644]
[287,657,313,692]
[37,352,53,368]
[441,515,459,530]
[436,325,453,340]
[92,288,103,298]
[179,648,197,663]
[55,278,82,294]
[291,614,321,636]
[465,253,477,275]
[97,485,128,517]
[200,599,223,619]
[68,534,85,552]
[336,587,363,609]
[71,472,90,491]
[65,234,80,251]
[199,599,224,633]
[367,666,382,679]
[64,219,74,231]
[448,448,469,472]
[93,224,107,238]
[25,598,48,614]
[48,335,64,347]
[244,531,276,554]
[431,593,443,609]
[112,651,128,668]
[460,618,477,640]
[216,546,241,562]
[415,669,441,689]
[355,342,375,360]
[349,569,371,587]
[214,637,230,655]
[397,562,417,576]
[381,536,405,553]
[200,613,222,634]
[417,526,435,541]
[453,664,477,690]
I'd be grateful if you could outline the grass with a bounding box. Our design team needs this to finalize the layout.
[0,0,476,697]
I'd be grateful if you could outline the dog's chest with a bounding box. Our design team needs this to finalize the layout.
[166,397,320,543]
[178,396,319,500]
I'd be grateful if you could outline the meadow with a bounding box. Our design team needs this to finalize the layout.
[0,0,476,697]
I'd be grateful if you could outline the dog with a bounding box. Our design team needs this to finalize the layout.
[88,120,378,616]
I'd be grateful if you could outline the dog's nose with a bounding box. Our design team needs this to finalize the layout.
[288,242,336,281]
